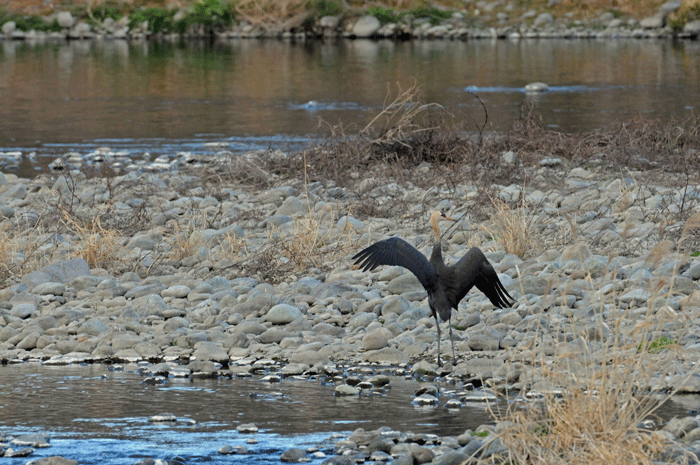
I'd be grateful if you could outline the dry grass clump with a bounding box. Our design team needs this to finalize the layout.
[488,309,693,464]
[165,223,204,260]
[61,211,121,269]
[480,196,535,258]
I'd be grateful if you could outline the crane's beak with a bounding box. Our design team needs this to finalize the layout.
[444,215,456,222]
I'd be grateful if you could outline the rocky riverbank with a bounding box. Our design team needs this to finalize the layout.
[2,144,700,462]
[2,1,700,41]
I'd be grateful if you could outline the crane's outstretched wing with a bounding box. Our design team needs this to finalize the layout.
[451,247,514,308]
[353,237,438,292]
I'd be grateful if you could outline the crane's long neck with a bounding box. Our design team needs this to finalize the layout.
[430,213,441,244]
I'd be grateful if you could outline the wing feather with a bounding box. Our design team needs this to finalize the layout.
[353,237,438,292]
[450,247,514,308]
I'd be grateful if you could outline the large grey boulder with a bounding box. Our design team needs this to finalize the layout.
[22,258,91,288]
[2,21,16,35]
[57,11,75,28]
[352,15,381,38]
[265,304,303,324]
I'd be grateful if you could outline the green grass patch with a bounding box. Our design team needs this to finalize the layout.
[638,336,677,354]
[0,12,63,32]
[408,6,452,25]
[314,0,343,17]
[368,7,398,24]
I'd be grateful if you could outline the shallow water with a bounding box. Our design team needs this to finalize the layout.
[2,363,700,463]
[0,363,495,463]
[1,38,700,176]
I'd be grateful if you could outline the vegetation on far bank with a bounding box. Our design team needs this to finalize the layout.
[2,0,700,33]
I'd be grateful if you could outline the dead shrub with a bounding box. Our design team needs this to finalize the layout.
[223,211,358,283]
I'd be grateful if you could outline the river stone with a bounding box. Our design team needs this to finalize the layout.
[125,283,166,300]
[193,342,229,363]
[32,282,66,296]
[266,304,303,324]
[22,257,91,288]
[640,14,663,28]
[26,457,79,465]
[35,316,57,331]
[382,297,410,316]
[533,12,553,26]
[362,328,392,350]
[432,450,469,465]
[234,320,267,335]
[134,341,161,360]
[111,334,143,351]
[79,320,109,336]
[149,413,177,422]
[311,281,353,299]
[237,423,258,433]
[10,303,36,319]
[16,332,40,350]
[392,455,414,465]
[2,21,16,34]
[113,348,142,362]
[517,274,549,296]
[337,216,364,231]
[7,447,36,457]
[276,196,306,216]
[281,448,307,462]
[466,326,502,351]
[259,328,291,344]
[335,384,361,396]
[233,294,274,317]
[0,326,19,342]
[4,182,27,199]
[525,82,548,93]
[352,15,381,37]
[70,275,103,291]
[322,456,354,465]
[290,350,330,366]
[388,274,421,294]
[684,20,700,34]
[57,11,75,28]
[412,446,434,463]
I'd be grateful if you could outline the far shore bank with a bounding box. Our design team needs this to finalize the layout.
[2,1,700,42]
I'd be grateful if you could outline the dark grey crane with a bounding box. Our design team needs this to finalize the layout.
[353,211,515,366]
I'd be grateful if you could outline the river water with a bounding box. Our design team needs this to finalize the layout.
[0,362,494,463]
[1,38,700,175]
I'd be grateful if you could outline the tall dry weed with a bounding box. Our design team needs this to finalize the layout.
[480,196,534,258]
[62,211,120,269]
[483,239,697,465]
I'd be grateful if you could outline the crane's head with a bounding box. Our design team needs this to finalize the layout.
[430,210,456,223]
[430,211,456,241]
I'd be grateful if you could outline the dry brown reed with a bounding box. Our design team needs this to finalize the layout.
[479,196,534,258]
[480,229,698,465]
[61,211,120,269]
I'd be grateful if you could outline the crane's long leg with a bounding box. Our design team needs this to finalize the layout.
[448,315,456,363]
[434,312,442,367]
